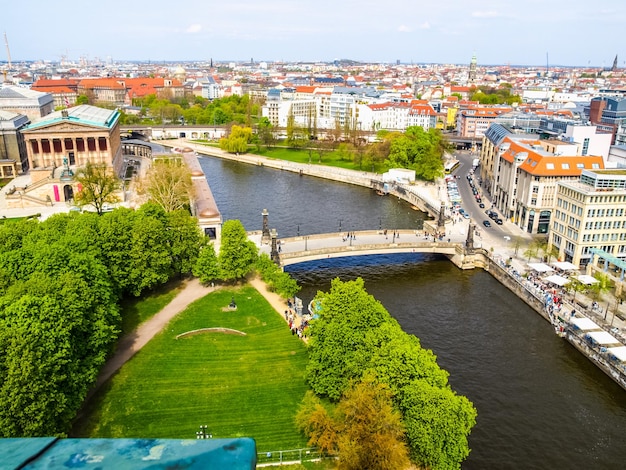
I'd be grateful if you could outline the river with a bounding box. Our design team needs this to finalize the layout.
[199,155,626,469]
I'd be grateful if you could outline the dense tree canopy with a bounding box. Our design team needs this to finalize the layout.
[383,127,449,181]
[219,125,254,154]
[469,85,522,105]
[303,278,477,469]
[218,219,258,281]
[0,204,205,436]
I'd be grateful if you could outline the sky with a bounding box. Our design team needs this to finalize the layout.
[3,0,626,67]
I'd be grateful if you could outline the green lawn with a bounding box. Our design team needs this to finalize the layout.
[118,279,185,335]
[73,285,310,452]
[191,140,381,172]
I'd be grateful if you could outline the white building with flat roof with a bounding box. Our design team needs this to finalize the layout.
[550,169,626,269]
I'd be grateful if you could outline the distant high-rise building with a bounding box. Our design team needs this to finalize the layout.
[469,54,477,82]
[612,54,618,72]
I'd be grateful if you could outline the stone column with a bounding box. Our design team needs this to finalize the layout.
[437,201,446,233]
[261,209,271,245]
[270,229,280,265]
[465,222,475,254]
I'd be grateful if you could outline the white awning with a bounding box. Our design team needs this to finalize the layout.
[571,317,601,331]
[576,274,599,285]
[587,330,621,345]
[544,274,569,286]
[528,262,553,272]
[551,261,579,271]
[608,346,626,362]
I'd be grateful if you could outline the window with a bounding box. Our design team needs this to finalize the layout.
[561,163,570,170]
[546,163,555,170]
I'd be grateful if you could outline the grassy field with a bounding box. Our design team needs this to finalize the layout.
[191,140,381,173]
[73,285,311,452]
[118,279,185,335]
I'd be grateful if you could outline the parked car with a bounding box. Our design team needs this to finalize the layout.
[496,218,503,225]
[483,220,492,227]
[479,203,485,208]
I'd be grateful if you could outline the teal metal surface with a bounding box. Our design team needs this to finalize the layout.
[0,437,256,470]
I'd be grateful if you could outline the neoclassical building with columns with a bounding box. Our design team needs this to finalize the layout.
[5,105,122,207]
[22,105,122,174]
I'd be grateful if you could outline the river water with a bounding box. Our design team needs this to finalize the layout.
[199,155,626,469]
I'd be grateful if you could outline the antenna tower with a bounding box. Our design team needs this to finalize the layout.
[4,32,11,69]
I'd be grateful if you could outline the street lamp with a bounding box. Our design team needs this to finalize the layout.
[297,224,300,236]
[339,219,343,232]
[379,217,382,230]
[304,236,309,251]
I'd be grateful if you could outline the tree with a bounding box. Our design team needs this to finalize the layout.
[76,94,90,105]
[296,375,411,470]
[304,278,476,469]
[219,125,253,154]
[256,117,276,148]
[397,379,477,469]
[126,204,175,295]
[166,209,204,276]
[589,272,614,305]
[564,277,586,304]
[218,220,258,282]
[74,162,121,215]
[193,241,220,284]
[384,127,447,181]
[139,157,193,212]
[255,253,301,298]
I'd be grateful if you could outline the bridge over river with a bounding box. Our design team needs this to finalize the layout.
[252,229,476,269]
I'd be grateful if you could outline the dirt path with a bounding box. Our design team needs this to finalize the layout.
[92,278,216,392]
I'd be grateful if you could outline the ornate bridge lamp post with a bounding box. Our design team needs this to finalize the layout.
[437,201,446,234]
[270,229,280,264]
[261,209,270,245]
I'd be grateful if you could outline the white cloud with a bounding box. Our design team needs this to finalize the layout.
[418,22,431,29]
[397,25,412,33]
[186,24,202,33]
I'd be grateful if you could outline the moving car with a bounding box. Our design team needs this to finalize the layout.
[483,220,491,227]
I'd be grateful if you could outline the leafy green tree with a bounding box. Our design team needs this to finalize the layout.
[193,241,220,284]
[76,94,89,105]
[96,207,138,296]
[219,125,253,154]
[218,220,258,282]
[397,379,477,469]
[255,253,301,298]
[304,278,476,469]
[564,277,586,304]
[127,204,175,295]
[166,209,204,276]
[256,117,276,148]
[74,162,121,215]
[384,127,447,181]
[589,272,614,304]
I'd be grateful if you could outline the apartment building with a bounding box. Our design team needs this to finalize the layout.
[551,169,626,268]
[457,106,512,138]
[491,137,604,234]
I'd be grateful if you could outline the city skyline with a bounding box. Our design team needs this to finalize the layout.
[3,0,625,67]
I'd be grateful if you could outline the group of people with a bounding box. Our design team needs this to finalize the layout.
[284,299,309,339]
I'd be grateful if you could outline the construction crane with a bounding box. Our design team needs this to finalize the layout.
[4,31,11,69]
